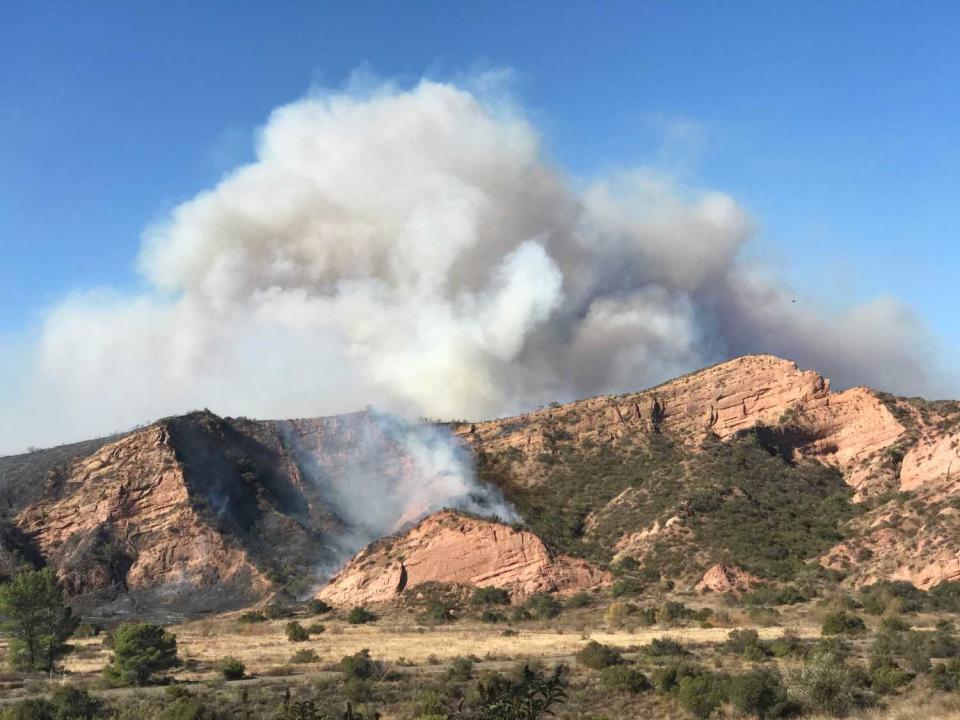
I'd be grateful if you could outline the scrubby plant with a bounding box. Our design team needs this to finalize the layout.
[444,656,475,682]
[103,622,178,686]
[339,649,383,680]
[644,636,687,657]
[677,672,726,720]
[305,599,331,615]
[346,607,376,625]
[565,591,594,609]
[728,669,789,719]
[285,621,310,642]
[219,656,245,680]
[237,610,268,624]
[473,586,510,605]
[289,649,320,664]
[599,665,650,694]
[420,598,456,624]
[264,603,293,620]
[524,592,562,620]
[306,622,326,635]
[789,652,863,717]
[821,611,867,636]
[723,628,770,660]
[575,641,622,670]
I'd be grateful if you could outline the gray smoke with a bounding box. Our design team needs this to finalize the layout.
[1,76,955,454]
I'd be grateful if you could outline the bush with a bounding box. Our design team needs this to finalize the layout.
[611,578,642,597]
[218,656,245,680]
[264,603,292,619]
[0,699,55,720]
[305,599,331,615]
[599,665,650,694]
[728,669,787,719]
[575,641,622,670]
[565,592,594,609]
[346,607,376,625]
[645,636,687,657]
[305,623,326,635]
[867,659,911,695]
[652,660,703,693]
[444,656,474,682]
[789,652,862,717]
[103,622,178,686]
[285,621,309,642]
[677,673,726,720]
[72,623,102,639]
[724,629,770,660]
[237,611,268,624]
[473,586,510,605]
[289,649,320,664]
[159,697,221,720]
[339,649,382,680]
[420,598,455,624]
[480,610,505,623]
[821,611,867,636]
[525,593,562,620]
[931,658,960,692]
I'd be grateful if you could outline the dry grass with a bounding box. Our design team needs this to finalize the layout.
[55,618,819,680]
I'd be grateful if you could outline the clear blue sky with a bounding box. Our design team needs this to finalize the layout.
[2,1,958,346]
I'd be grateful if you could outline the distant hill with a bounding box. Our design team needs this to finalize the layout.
[3,354,960,617]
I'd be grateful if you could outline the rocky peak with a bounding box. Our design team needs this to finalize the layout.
[317,510,610,606]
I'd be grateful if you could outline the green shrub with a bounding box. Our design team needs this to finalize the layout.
[264,603,293,620]
[575,641,622,670]
[305,622,325,635]
[867,659,911,695]
[565,592,594,609]
[289,649,320,664]
[444,656,474,682]
[724,629,770,660]
[218,656,245,680]
[420,598,455,624]
[652,660,703,693]
[525,593,562,620]
[103,622,178,686]
[645,636,687,657]
[72,623,102,639]
[339,649,382,680]
[599,665,650,694]
[305,599,331,615]
[789,652,862,717]
[728,669,787,719]
[159,697,221,720]
[474,664,568,719]
[821,611,866,636]
[346,607,376,625]
[237,611,268,624]
[677,672,726,719]
[285,621,309,642]
[611,578,642,597]
[480,610,505,623]
[473,586,510,605]
[931,658,960,692]
[0,699,55,720]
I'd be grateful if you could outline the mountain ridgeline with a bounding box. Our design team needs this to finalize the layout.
[2,354,960,617]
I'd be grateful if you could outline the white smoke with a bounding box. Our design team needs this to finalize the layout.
[1,75,955,454]
[284,410,519,575]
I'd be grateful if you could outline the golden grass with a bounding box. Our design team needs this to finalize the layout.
[57,619,819,680]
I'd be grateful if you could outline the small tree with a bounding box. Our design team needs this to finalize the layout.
[219,656,245,680]
[103,622,178,686]
[285,621,310,642]
[0,568,79,671]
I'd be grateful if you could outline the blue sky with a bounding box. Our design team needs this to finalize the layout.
[2,1,958,379]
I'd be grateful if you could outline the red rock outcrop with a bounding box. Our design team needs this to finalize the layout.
[695,563,764,594]
[16,425,272,603]
[317,511,610,606]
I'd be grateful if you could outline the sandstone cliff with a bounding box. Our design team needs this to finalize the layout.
[317,511,610,606]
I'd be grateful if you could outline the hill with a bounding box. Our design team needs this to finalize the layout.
[3,354,960,617]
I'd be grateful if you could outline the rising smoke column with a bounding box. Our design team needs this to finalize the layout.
[3,76,953,453]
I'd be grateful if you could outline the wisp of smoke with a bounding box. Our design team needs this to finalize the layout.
[281,409,518,579]
[1,74,955,453]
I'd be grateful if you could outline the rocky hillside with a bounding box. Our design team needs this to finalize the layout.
[456,355,960,589]
[3,353,960,616]
[318,510,610,606]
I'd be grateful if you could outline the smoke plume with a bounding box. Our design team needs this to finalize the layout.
[1,76,954,453]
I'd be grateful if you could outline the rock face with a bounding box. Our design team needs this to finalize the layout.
[695,563,763,594]
[317,511,610,606]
